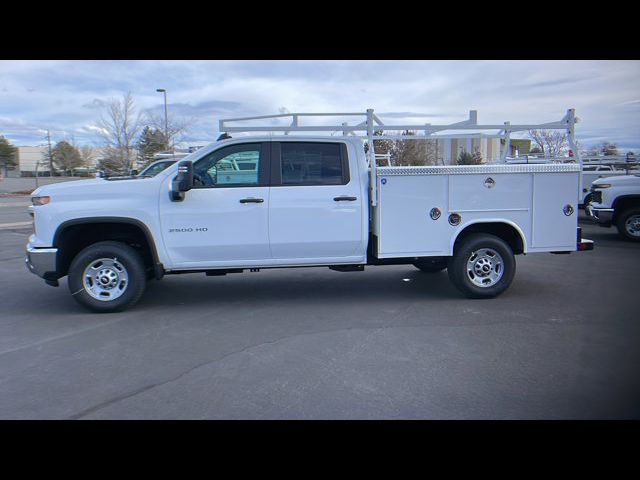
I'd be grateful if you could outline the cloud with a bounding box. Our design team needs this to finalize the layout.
[142,100,243,118]
[82,99,107,109]
[0,60,639,150]
[82,125,108,135]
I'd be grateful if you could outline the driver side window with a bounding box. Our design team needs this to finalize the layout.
[193,144,262,188]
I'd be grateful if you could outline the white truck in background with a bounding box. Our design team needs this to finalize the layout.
[587,174,640,241]
[580,164,625,206]
[25,108,593,312]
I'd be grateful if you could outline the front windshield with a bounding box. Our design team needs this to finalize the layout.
[140,161,175,177]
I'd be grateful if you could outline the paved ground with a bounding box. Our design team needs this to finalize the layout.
[0,203,638,419]
[0,196,31,230]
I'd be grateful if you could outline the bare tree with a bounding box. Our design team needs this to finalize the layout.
[51,140,84,175]
[143,110,192,152]
[79,146,97,167]
[472,147,483,164]
[528,129,568,158]
[96,93,142,175]
[424,139,439,165]
[369,130,438,166]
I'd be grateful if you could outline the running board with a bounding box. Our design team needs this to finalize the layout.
[329,265,365,272]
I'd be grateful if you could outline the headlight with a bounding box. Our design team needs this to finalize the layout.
[31,196,51,206]
[593,184,611,189]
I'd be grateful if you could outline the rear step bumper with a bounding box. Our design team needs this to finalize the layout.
[578,239,594,251]
[577,227,594,251]
[553,228,594,253]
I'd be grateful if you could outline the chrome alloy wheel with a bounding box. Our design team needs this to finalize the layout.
[466,248,504,288]
[625,214,640,238]
[82,258,129,301]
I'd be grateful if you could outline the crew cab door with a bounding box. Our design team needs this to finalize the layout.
[268,141,365,263]
[159,142,271,268]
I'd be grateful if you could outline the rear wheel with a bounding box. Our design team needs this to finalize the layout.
[616,207,640,242]
[68,241,146,313]
[448,234,515,299]
[413,257,448,273]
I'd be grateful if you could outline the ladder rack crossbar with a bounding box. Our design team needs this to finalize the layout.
[220,110,573,135]
[221,123,569,133]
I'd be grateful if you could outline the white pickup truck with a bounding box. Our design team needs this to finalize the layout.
[580,164,626,206]
[25,108,594,312]
[586,174,640,241]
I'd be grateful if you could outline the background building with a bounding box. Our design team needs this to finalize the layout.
[435,137,531,164]
[17,147,50,176]
[17,146,103,177]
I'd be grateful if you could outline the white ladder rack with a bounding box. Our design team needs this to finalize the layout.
[219,108,581,206]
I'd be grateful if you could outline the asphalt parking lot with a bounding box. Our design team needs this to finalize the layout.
[1,199,639,419]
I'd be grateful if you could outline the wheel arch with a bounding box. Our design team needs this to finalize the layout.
[451,220,527,255]
[612,195,640,223]
[53,217,163,279]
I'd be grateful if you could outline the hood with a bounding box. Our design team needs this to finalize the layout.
[592,174,640,187]
[31,176,150,197]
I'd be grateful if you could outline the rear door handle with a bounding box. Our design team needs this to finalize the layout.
[333,196,357,202]
[239,198,264,203]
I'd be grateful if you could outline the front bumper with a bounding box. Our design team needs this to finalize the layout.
[25,244,58,280]
[586,204,614,227]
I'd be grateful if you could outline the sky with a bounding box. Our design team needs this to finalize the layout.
[1,60,639,152]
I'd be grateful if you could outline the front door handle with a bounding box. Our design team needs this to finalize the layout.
[334,196,357,202]
[239,198,264,204]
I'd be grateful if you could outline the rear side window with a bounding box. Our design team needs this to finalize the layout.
[280,143,348,186]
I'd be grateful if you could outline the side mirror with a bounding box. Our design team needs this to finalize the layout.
[130,169,139,176]
[170,161,193,202]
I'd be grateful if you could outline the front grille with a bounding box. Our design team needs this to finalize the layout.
[590,189,602,204]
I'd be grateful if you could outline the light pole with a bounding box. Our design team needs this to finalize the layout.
[156,88,169,151]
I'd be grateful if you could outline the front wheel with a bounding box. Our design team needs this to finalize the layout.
[616,207,640,242]
[68,241,147,313]
[447,234,515,299]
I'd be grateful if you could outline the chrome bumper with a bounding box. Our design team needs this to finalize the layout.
[586,204,614,227]
[25,245,58,280]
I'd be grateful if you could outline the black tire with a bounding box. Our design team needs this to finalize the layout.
[616,207,640,242]
[68,241,147,313]
[447,233,515,299]
[413,257,448,273]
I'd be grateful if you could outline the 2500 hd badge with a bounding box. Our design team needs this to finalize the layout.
[168,227,208,233]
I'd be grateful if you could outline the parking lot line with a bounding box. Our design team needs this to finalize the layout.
[0,203,30,208]
[0,222,32,230]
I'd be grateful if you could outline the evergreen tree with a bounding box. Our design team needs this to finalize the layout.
[0,135,18,166]
[457,149,477,165]
[137,126,168,167]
